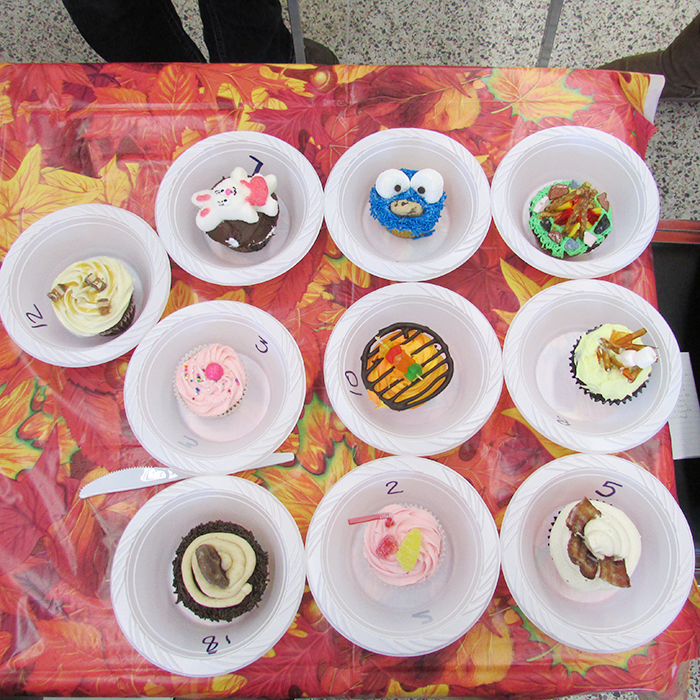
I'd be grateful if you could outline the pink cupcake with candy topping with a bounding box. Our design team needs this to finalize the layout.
[175,344,246,417]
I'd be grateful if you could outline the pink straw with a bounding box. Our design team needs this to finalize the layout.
[348,513,392,525]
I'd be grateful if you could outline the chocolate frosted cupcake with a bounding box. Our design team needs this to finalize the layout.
[47,256,135,337]
[361,322,454,411]
[529,181,611,258]
[571,324,657,404]
[192,167,279,252]
[173,520,269,622]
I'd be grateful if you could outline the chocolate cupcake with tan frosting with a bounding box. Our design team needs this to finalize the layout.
[172,520,269,621]
[47,256,135,337]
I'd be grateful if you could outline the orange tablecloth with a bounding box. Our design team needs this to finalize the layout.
[0,62,698,698]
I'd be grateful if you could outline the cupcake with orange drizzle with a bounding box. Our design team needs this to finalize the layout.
[360,322,454,411]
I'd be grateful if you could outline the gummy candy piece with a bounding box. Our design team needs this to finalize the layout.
[385,345,402,364]
[395,353,412,374]
[396,528,422,572]
[376,535,399,559]
[405,363,423,381]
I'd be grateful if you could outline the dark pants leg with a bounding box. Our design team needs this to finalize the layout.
[198,0,293,62]
[601,12,700,99]
[62,0,292,63]
[62,0,207,62]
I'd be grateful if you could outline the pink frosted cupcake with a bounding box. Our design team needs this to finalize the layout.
[362,504,442,586]
[175,344,246,417]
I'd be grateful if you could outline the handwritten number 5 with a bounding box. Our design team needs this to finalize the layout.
[595,480,623,498]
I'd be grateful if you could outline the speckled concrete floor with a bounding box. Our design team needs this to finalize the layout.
[0,0,698,696]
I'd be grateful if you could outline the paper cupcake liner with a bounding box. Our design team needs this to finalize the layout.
[172,520,269,622]
[174,345,247,418]
[361,502,444,588]
[569,330,648,405]
[98,294,136,337]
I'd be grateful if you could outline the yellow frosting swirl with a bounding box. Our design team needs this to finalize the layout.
[48,257,134,337]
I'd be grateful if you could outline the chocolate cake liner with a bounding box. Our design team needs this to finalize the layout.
[569,329,648,405]
[172,520,269,622]
[99,295,136,337]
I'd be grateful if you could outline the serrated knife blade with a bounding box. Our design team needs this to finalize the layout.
[79,452,295,498]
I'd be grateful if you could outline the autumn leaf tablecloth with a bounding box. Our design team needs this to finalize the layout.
[0,62,698,699]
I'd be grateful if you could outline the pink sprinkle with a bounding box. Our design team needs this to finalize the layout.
[204,362,224,381]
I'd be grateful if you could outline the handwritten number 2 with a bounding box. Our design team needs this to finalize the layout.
[386,480,403,495]
[255,336,269,353]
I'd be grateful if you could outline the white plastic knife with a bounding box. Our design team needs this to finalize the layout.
[79,452,295,498]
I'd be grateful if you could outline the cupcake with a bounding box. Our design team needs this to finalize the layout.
[175,344,246,417]
[360,322,454,411]
[361,504,442,586]
[192,167,279,252]
[47,256,135,337]
[369,168,447,239]
[172,520,269,621]
[549,497,641,592]
[571,324,657,404]
[529,181,611,258]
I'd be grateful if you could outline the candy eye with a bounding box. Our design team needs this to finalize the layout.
[410,169,444,204]
[375,169,410,199]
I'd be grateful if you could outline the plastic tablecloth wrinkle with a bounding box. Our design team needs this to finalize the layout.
[0,62,697,698]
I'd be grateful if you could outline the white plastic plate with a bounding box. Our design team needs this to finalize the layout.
[111,475,306,676]
[324,128,491,281]
[306,456,500,656]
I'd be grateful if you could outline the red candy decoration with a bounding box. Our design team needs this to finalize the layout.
[376,535,399,558]
[242,175,269,206]
[204,362,224,381]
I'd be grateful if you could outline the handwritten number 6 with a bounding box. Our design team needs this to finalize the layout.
[595,480,623,498]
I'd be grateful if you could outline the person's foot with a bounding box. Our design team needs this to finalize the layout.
[303,38,338,65]
[599,13,700,102]
[601,51,700,101]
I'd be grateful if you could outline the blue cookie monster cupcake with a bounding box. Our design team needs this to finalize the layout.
[369,168,447,239]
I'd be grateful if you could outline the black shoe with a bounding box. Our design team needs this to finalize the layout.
[303,38,338,65]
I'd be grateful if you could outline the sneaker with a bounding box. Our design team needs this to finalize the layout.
[303,38,339,65]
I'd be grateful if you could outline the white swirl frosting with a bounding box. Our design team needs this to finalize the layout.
[549,499,641,592]
[573,323,655,401]
[181,532,257,608]
[48,257,134,336]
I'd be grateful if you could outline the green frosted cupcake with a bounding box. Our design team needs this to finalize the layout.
[529,181,611,258]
